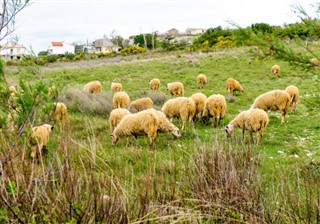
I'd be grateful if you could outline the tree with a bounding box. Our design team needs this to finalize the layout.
[133,33,154,49]
[109,30,125,48]
[0,0,30,41]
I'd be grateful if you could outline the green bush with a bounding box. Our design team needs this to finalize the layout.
[120,46,146,55]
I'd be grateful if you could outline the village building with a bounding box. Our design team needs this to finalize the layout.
[0,42,28,60]
[48,41,75,54]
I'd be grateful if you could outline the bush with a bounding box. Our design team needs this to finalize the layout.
[120,46,146,55]
[140,90,168,106]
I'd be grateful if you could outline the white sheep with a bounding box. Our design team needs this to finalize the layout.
[161,97,196,130]
[29,124,54,159]
[111,110,159,149]
[109,108,131,133]
[202,94,227,127]
[197,74,207,88]
[271,64,280,76]
[285,85,299,112]
[83,81,102,93]
[191,93,207,121]
[147,108,181,138]
[111,82,122,92]
[166,82,184,97]
[226,78,244,95]
[149,78,161,91]
[113,91,130,109]
[225,108,269,145]
[8,85,16,96]
[53,102,67,128]
[250,90,291,124]
[129,97,154,113]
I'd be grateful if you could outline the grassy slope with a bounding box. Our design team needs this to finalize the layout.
[11,47,320,211]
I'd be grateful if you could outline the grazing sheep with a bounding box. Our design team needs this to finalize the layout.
[129,97,154,113]
[149,78,161,91]
[113,91,130,109]
[29,124,54,159]
[285,85,299,112]
[111,110,159,149]
[226,78,244,95]
[166,82,184,97]
[202,94,227,127]
[225,108,269,145]
[53,102,67,126]
[251,90,291,124]
[271,64,280,76]
[48,85,57,96]
[8,86,16,96]
[147,108,181,138]
[191,93,207,121]
[83,81,102,93]
[197,74,208,88]
[161,97,196,130]
[111,82,122,92]
[109,108,131,133]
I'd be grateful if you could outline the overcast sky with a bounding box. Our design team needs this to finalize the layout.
[5,0,319,54]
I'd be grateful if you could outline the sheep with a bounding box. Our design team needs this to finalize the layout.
[225,108,269,145]
[113,91,130,109]
[129,97,154,113]
[149,78,161,91]
[226,78,244,95]
[191,93,207,121]
[111,110,159,149]
[147,108,181,138]
[83,81,102,93]
[271,64,280,76]
[161,97,196,130]
[111,82,122,92]
[202,94,227,127]
[310,58,320,66]
[53,102,67,126]
[197,74,207,88]
[250,90,291,124]
[166,82,184,97]
[109,108,131,133]
[29,124,54,159]
[8,85,16,96]
[285,85,299,112]
[48,85,57,96]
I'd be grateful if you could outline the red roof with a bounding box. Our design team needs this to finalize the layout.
[51,42,63,47]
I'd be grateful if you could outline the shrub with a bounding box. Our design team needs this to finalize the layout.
[140,90,168,106]
[120,46,146,55]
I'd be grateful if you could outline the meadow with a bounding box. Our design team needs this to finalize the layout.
[1,47,320,223]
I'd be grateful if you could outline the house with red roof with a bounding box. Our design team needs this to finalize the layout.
[47,41,75,55]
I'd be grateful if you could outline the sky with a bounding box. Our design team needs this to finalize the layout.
[4,0,319,54]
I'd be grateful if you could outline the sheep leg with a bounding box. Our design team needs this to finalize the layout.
[250,131,254,144]
[292,102,296,112]
[181,121,185,130]
[281,109,287,124]
[242,128,245,143]
[257,132,262,145]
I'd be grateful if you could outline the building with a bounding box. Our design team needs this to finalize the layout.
[0,42,28,60]
[166,28,180,37]
[185,28,206,35]
[48,41,75,55]
[93,39,121,53]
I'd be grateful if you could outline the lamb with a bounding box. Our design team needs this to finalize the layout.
[8,85,16,96]
[271,64,280,76]
[129,97,154,113]
[166,82,184,97]
[29,124,54,159]
[285,85,299,112]
[111,82,122,92]
[149,78,161,91]
[202,94,227,127]
[109,108,131,133]
[197,74,208,88]
[161,97,196,130]
[250,90,291,124]
[113,91,130,109]
[147,108,181,138]
[225,108,269,145]
[53,102,67,126]
[83,81,102,93]
[226,78,244,95]
[111,110,159,149]
[191,93,207,121]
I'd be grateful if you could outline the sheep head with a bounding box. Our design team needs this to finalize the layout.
[111,133,118,146]
[201,116,210,125]
[171,127,181,138]
[225,124,234,137]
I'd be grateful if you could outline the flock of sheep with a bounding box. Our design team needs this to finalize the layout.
[7,63,299,158]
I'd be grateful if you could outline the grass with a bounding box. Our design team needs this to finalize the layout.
[1,46,320,222]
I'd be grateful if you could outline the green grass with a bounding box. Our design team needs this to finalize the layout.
[3,47,320,222]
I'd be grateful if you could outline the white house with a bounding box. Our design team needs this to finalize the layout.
[185,28,206,35]
[48,41,75,55]
[93,39,121,53]
[0,42,28,60]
